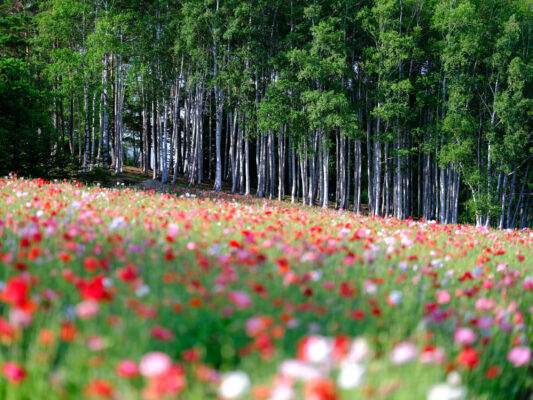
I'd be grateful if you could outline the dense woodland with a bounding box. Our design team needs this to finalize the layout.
[1,0,532,228]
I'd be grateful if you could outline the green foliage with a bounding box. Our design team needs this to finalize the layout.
[0,58,54,176]
[0,0,531,227]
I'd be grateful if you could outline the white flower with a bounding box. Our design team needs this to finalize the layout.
[109,217,126,230]
[304,336,331,363]
[337,362,365,389]
[310,270,322,282]
[427,384,466,400]
[218,371,251,399]
[446,371,461,386]
[69,201,81,209]
[388,290,403,305]
[269,384,294,400]
[135,284,150,297]
[102,277,113,288]
[363,282,378,295]
[427,372,466,400]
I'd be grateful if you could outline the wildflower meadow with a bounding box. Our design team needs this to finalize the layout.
[0,176,531,399]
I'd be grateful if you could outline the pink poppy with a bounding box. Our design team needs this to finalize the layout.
[227,291,252,309]
[435,290,450,304]
[390,342,417,364]
[454,327,477,346]
[507,346,531,368]
[76,300,100,319]
[139,352,172,378]
[116,359,139,378]
[2,362,26,384]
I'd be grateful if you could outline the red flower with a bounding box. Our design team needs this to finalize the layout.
[84,378,114,398]
[117,264,138,283]
[339,282,356,298]
[485,365,499,379]
[60,321,78,342]
[331,335,350,360]
[2,276,28,308]
[59,252,72,262]
[351,309,365,320]
[38,328,55,347]
[76,276,112,302]
[181,349,200,362]
[458,272,474,282]
[371,307,382,316]
[142,365,186,399]
[457,347,479,369]
[304,378,338,400]
[0,317,17,343]
[150,326,175,341]
[83,257,99,273]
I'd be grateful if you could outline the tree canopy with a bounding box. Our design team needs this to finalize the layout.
[1,0,532,228]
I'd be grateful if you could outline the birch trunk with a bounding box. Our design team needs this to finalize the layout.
[101,55,109,169]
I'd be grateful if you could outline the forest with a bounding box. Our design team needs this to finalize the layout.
[1,0,532,228]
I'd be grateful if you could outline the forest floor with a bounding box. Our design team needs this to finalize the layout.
[69,165,370,214]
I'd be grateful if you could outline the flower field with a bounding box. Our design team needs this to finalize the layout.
[0,177,532,400]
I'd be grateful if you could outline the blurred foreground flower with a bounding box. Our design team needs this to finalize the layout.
[2,362,26,384]
[218,371,251,399]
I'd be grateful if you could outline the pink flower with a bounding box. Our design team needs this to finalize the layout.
[390,342,417,364]
[279,359,322,381]
[475,297,495,311]
[477,316,493,330]
[245,317,264,337]
[116,359,139,378]
[87,335,105,351]
[168,223,179,238]
[2,362,26,384]
[75,300,100,319]
[507,346,531,368]
[227,291,252,309]
[435,290,450,304]
[454,327,477,346]
[9,308,32,328]
[139,352,172,378]
[419,346,446,364]
[523,278,533,291]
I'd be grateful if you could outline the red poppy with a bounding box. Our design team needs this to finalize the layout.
[304,378,338,400]
[1,276,28,308]
[351,309,365,320]
[457,347,479,369]
[76,276,112,302]
[485,365,500,379]
[83,378,114,398]
[60,321,77,342]
[83,257,99,273]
